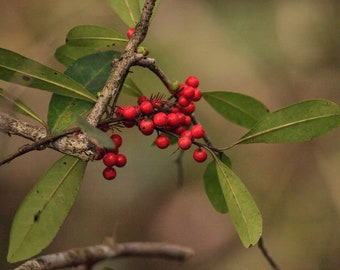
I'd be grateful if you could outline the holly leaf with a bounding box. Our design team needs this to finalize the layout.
[0,88,45,125]
[203,91,269,129]
[54,45,98,67]
[48,50,120,133]
[7,155,87,263]
[235,99,340,145]
[0,48,96,102]
[214,155,262,247]
[204,153,231,214]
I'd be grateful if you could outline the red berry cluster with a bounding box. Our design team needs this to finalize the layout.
[96,133,127,180]
[114,75,208,163]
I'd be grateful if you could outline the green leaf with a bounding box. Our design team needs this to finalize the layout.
[107,0,143,26]
[122,76,143,97]
[54,45,98,67]
[214,156,262,247]
[65,25,127,48]
[0,48,96,102]
[0,88,45,125]
[48,50,120,133]
[203,91,269,129]
[75,115,114,148]
[204,153,231,214]
[236,99,340,145]
[7,155,87,263]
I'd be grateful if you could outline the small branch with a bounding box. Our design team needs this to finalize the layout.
[258,237,281,270]
[14,241,194,270]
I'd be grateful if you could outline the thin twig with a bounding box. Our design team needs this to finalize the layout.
[14,241,194,270]
[258,237,281,270]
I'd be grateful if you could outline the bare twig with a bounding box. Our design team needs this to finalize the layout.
[14,241,194,270]
[258,237,281,270]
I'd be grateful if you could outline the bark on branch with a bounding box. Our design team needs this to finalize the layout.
[14,241,194,270]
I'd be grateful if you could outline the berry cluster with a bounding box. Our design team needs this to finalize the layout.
[96,133,127,180]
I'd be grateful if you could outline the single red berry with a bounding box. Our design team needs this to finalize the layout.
[192,88,202,102]
[181,129,192,139]
[122,105,138,120]
[139,118,154,135]
[116,154,127,167]
[153,112,168,127]
[95,147,105,160]
[178,136,192,150]
[175,126,185,135]
[176,112,186,124]
[178,96,190,107]
[155,134,170,149]
[180,102,195,115]
[185,75,200,88]
[193,148,208,162]
[191,124,205,139]
[103,167,117,180]
[127,27,135,39]
[182,86,195,99]
[151,98,163,108]
[115,107,123,118]
[139,100,154,115]
[103,152,117,167]
[171,106,181,113]
[138,95,149,105]
[167,112,180,127]
[183,115,191,126]
[110,134,123,148]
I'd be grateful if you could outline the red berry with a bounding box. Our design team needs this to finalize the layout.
[191,124,205,139]
[183,115,191,126]
[127,27,135,39]
[122,105,138,120]
[178,136,192,150]
[139,118,154,135]
[180,102,195,115]
[178,96,190,107]
[181,130,192,139]
[192,88,202,102]
[193,148,207,162]
[95,147,105,160]
[167,112,180,127]
[116,154,127,167]
[138,95,149,105]
[155,134,170,149]
[115,107,123,118]
[110,134,123,148]
[153,112,168,127]
[103,152,117,167]
[139,100,154,115]
[103,167,117,180]
[175,126,185,135]
[185,75,200,88]
[182,86,195,99]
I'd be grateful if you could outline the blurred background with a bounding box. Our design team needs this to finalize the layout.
[1,0,340,269]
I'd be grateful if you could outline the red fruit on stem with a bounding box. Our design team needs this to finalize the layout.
[167,112,180,127]
[178,96,190,107]
[181,129,192,139]
[116,154,127,167]
[193,148,208,162]
[153,112,168,127]
[182,86,195,99]
[127,27,135,39]
[139,119,154,135]
[122,105,138,120]
[138,95,149,105]
[192,88,202,102]
[178,136,192,150]
[191,124,205,139]
[185,75,200,88]
[103,152,117,167]
[180,102,195,115]
[139,100,154,115]
[110,134,123,148]
[95,147,105,160]
[103,167,117,180]
[155,134,170,149]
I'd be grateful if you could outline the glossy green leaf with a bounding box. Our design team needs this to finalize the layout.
[203,91,269,129]
[0,88,45,125]
[215,156,262,247]
[204,153,231,214]
[0,48,96,102]
[75,115,114,148]
[65,25,127,48]
[7,155,87,263]
[236,99,340,145]
[48,50,120,133]
[54,45,98,67]
[107,0,143,26]
[122,76,143,97]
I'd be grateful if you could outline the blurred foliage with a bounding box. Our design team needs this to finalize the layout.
[1,0,340,269]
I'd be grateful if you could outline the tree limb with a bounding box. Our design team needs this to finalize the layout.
[14,240,194,270]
